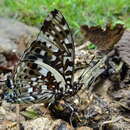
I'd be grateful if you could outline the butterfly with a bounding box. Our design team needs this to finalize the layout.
[4,9,82,104]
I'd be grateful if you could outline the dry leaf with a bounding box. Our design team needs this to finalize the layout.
[81,24,125,51]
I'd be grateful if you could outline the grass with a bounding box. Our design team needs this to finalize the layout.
[0,0,130,34]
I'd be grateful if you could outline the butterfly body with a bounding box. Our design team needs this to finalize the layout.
[4,9,81,104]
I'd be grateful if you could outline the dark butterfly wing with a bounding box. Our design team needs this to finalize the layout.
[5,9,74,103]
[10,60,66,103]
[41,9,75,86]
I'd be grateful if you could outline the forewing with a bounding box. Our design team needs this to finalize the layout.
[41,9,75,85]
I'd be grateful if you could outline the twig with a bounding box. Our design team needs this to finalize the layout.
[16,104,20,130]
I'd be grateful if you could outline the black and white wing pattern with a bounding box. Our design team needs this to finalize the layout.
[4,9,81,104]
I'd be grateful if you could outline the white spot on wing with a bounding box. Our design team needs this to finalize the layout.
[63,24,68,30]
[59,67,63,72]
[56,15,62,22]
[46,43,51,48]
[25,84,30,88]
[28,88,33,93]
[40,51,45,56]
[55,26,61,31]
[51,30,55,35]
[41,85,47,90]
[67,80,71,83]
[9,79,14,88]
[65,75,71,79]
[49,35,54,41]
[39,68,48,76]
[51,55,56,61]
[31,77,37,81]
[64,38,69,44]
[32,82,37,86]
[53,48,59,52]
[66,66,72,71]
[38,76,42,79]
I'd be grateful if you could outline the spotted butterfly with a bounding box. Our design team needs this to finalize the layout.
[4,9,81,104]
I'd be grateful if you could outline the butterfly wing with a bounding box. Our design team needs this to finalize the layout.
[11,60,65,103]
[5,9,75,103]
[41,9,75,86]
